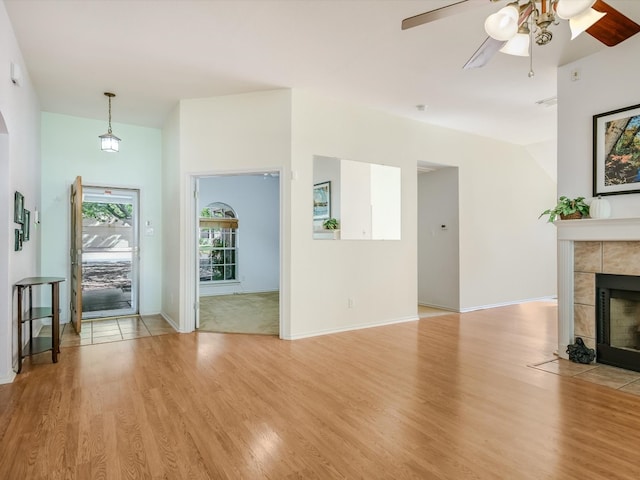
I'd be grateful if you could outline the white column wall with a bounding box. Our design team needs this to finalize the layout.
[161,106,181,327]
[170,90,292,333]
[290,92,418,337]
[0,1,41,383]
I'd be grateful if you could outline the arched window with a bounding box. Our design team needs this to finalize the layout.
[199,202,238,282]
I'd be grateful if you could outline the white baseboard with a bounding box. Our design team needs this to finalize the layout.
[459,296,557,313]
[284,315,419,340]
[159,312,181,332]
[199,288,278,298]
[0,370,16,385]
[418,302,459,312]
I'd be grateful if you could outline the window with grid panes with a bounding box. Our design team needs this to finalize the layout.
[199,203,238,282]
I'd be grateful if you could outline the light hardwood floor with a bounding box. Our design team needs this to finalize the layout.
[2,301,640,479]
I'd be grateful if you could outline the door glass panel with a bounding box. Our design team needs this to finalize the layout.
[81,188,139,318]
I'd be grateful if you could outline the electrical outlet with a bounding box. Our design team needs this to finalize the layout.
[571,69,580,82]
[348,298,354,308]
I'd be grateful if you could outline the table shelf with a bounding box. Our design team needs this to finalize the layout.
[15,277,65,373]
[21,307,54,322]
[23,337,55,356]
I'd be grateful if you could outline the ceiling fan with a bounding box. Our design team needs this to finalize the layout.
[402,0,640,70]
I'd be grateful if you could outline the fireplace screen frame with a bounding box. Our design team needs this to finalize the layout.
[596,273,640,373]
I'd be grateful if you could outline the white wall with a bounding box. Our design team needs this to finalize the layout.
[418,167,460,311]
[291,90,557,331]
[198,174,279,295]
[558,35,640,215]
[165,87,557,339]
[41,113,163,321]
[164,89,292,333]
[526,139,557,183]
[290,92,419,338]
[0,1,41,383]
[161,106,181,327]
[456,142,557,310]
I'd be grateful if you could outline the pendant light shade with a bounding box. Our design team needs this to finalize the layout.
[99,131,121,152]
[500,33,530,56]
[500,22,530,56]
[484,4,519,41]
[99,92,121,152]
[568,8,607,39]
[555,0,597,20]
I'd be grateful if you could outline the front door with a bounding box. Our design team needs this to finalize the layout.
[70,176,83,333]
[80,187,140,319]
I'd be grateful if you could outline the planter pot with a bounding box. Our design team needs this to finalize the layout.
[560,212,583,220]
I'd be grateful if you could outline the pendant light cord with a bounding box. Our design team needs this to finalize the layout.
[108,96,113,134]
[528,13,535,77]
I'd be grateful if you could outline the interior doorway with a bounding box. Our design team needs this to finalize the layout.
[417,162,460,312]
[194,172,281,335]
[80,186,140,319]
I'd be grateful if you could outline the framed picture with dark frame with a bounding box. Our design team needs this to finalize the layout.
[14,191,24,224]
[14,229,22,251]
[593,103,640,196]
[313,181,331,220]
[23,209,30,241]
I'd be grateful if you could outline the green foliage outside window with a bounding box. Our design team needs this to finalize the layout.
[83,203,133,223]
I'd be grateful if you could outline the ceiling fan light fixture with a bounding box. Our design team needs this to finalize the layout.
[555,0,597,20]
[484,4,519,41]
[569,8,607,39]
[500,31,530,56]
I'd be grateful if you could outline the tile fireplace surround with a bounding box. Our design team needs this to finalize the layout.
[556,217,640,360]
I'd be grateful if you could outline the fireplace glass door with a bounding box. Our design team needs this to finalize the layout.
[597,274,640,372]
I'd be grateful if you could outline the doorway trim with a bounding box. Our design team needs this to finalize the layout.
[184,168,285,338]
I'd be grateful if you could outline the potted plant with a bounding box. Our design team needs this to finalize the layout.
[323,218,339,230]
[539,196,590,223]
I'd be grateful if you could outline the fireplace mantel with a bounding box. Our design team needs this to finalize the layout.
[555,217,640,360]
[555,217,640,241]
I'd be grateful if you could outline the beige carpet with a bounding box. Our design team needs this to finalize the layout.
[199,292,279,335]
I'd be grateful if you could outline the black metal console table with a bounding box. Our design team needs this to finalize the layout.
[15,277,65,373]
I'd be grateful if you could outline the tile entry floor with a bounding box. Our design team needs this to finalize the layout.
[530,358,640,397]
[39,314,176,347]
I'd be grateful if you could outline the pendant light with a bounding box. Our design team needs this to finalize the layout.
[98,92,121,152]
[484,3,519,41]
[500,22,531,56]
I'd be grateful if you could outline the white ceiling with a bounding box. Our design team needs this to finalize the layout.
[4,0,640,146]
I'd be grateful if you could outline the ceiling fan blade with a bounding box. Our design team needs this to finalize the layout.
[587,0,640,46]
[463,37,506,69]
[401,0,487,30]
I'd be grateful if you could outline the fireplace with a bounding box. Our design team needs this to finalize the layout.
[555,219,640,365]
[596,273,640,372]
